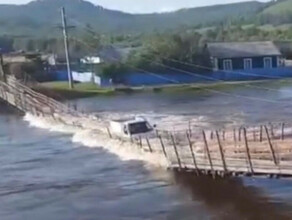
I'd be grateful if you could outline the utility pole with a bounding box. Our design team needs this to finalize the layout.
[61,7,74,89]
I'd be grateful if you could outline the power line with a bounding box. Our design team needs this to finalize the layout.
[65,18,292,105]
[70,36,179,84]
[127,55,287,104]
[163,57,292,92]
[135,56,292,98]
[67,19,179,84]
[204,88,284,104]
[165,58,283,80]
[68,17,287,83]
[69,35,289,105]
[140,56,292,94]
[70,17,291,93]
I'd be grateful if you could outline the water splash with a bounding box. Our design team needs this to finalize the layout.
[24,113,169,168]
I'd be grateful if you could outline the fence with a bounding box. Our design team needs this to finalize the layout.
[106,67,292,86]
[106,121,292,178]
[0,75,80,117]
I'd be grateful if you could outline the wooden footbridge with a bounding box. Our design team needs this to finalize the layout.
[2,74,292,179]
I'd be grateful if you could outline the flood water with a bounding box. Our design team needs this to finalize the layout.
[2,80,292,219]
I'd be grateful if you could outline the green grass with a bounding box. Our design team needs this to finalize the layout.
[37,81,115,99]
[41,82,106,91]
[41,81,114,93]
[38,78,292,100]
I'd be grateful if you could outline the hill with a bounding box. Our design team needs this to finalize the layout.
[262,0,292,15]
[0,0,267,37]
[0,0,133,36]
[132,1,265,31]
[259,0,292,25]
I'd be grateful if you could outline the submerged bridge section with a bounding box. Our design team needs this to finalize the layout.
[1,75,292,178]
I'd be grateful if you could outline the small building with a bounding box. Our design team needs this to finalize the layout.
[80,56,101,64]
[207,41,283,71]
[43,54,57,66]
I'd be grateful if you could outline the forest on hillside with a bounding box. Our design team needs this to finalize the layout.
[3,22,292,80]
[91,25,292,79]
[0,0,289,36]
[2,0,292,79]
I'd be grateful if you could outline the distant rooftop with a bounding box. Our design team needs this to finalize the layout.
[98,46,137,63]
[207,41,281,59]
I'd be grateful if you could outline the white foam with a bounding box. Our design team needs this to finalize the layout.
[99,111,213,132]
[24,113,169,168]
[24,113,80,134]
[72,130,169,167]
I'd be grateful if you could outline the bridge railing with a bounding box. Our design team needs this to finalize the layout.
[0,75,82,118]
[106,122,292,178]
[1,75,292,178]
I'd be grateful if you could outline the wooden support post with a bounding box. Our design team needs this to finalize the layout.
[155,130,159,138]
[40,106,45,117]
[21,93,27,113]
[0,53,6,82]
[146,137,153,153]
[216,130,227,173]
[106,127,113,138]
[33,103,37,116]
[3,89,7,102]
[202,130,214,173]
[4,87,7,101]
[260,125,263,142]
[13,91,18,109]
[243,128,254,174]
[270,123,275,139]
[171,134,182,169]
[22,94,27,113]
[233,128,236,142]
[188,121,192,137]
[16,93,22,111]
[253,127,256,142]
[186,132,198,171]
[222,130,225,141]
[281,123,285,141]
[167,131,171,140]
[158,135,167,158]
[139,136,142,148]
[238,127,242,142]
[0,88,3,100]
[3,89,6,101]
[264,125,278,165]
[1,88,5,101]
[210,131,214,140]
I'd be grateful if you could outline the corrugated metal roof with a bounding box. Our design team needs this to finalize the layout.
[207,41,281,59]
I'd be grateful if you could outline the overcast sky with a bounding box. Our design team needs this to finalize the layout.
[0,0,270,13]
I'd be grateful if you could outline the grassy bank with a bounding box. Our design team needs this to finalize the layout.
[36,82,115,100]
[36,78,292,100]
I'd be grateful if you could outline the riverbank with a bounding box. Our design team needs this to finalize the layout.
[37,79,292,100]
[35,82,115,100]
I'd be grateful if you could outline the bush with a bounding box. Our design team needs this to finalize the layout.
[99,63,128,80]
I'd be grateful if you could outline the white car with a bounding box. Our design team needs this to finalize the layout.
[110,116,156,140]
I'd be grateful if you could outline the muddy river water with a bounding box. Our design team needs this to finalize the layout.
[1,80,292,219]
